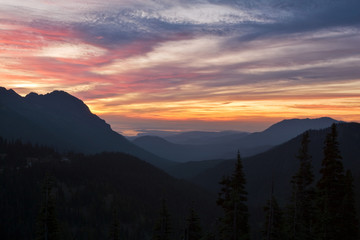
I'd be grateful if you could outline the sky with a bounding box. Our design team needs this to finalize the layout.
[1,0,360,135]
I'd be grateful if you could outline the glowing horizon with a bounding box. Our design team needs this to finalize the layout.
[1,0,360,134]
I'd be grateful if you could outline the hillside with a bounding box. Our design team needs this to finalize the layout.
[0,87,173,170]
[0,139,219,240]
[192,122,360,206]
[190,122,360,238]
[133,136,233,162]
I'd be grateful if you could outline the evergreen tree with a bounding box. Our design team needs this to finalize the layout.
[287,131,315,240]
[339,170,358,240]
[184,205,202,240]
[217,151,249,240]
[152,199,171,240]
[109,207,120,240]
[316,124,346,240]
[200,232,217,240]
[262,194,284,240]
[36,174,59,240]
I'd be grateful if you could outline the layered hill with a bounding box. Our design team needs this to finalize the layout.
[161,130,249,145]
[133,117,340,162]
[188,122,360,238]
[0,87,173,170]
[133,136,227,162]
[192,122,360,207]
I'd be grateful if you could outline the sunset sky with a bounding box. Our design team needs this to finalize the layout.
[1,0,360,135]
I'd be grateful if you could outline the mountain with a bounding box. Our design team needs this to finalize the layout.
[167,159,226,179]
[190,122,360,238]
[133,117,340,163]
[219,117,341,152]
[127,130,183,140]
[242,117,342,147]
[162,130,249,145]
[192,122,360,207]
[133,136,231,162]
[0,140,219,239]
[0,87,173,170]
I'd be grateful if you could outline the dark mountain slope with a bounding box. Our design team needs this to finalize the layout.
[133,136,227,162]
[0,87,173,170]
[167,159,226,179]
[191,122,360,239]
[193,122,360,207]
[241,117,341,147]
[0,141,219,240]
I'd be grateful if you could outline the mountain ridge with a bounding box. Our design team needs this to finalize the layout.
[133,117,340,162]
[192,122,360,205]
[0,87,174,170]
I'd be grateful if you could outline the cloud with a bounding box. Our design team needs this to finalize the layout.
[1,0,360,132]
[230,0,360,41]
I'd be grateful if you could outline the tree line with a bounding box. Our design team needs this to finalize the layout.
[213,123,358,240]
[150,124,358,239]
[1,123,358,239]
[0,138,215,240]
[262,124,358,240]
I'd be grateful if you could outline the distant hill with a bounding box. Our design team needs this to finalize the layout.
[162,130,249,145]
[0,87,173,170]
[190,122,360,238]
[241,117,342,147]
[133,117,340,162]
[133,136,232,162]
[192,122,360,207]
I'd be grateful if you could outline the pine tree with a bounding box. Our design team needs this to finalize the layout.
[287,131,315,240]
[109,207,120,240]
[316,124,346,240]
[217,151,249,240]
[184,205,202,240]
[262,193,284,240]
[152,199,171,240]
[340,170,358,240]
[36,174,59,240]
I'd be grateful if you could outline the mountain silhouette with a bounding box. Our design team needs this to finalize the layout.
[133,117,340,162]
[244,117,342,147]
[188,122,360,235]
[0,87,173,170]
[192,122,360,207]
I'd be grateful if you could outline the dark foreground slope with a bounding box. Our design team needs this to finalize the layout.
[0,87,172,170]
[0,140,219,240]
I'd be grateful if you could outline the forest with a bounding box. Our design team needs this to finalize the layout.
[0,124,358,240]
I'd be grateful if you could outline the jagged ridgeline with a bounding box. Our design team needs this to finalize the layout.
[0,87,173,171]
